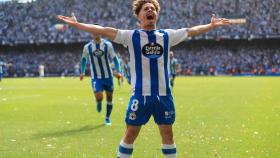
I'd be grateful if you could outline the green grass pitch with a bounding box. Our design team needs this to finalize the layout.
[0,77,279,158]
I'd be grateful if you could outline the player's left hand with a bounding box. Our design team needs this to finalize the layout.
[210,14,230,27]
[57,13,78,25]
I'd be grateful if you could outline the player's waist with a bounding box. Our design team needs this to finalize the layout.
[91,74,113,79]
[92,77,113,80]
[132,89,171,96]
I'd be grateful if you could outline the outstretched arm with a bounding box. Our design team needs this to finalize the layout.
[188,14,230,37]
[57,13,118,41]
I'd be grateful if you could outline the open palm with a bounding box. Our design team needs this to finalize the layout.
[211,14,230,27]
[57,13,77,25]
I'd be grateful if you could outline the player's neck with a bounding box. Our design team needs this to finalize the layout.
[93,39,101,44]
[140,23,156,31]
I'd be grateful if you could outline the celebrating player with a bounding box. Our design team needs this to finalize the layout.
[57,0,231,157]
[80,33,122,126]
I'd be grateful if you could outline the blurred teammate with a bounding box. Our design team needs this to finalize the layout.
[39,64,45,78]
[0,59,12,82]
[74,63,80,77]
[169,51,180,89]
[58,0,231,156]
[123,57,131,85]
[114,53,124,87]
[80,33,122,126]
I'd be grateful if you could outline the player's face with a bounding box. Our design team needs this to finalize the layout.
[137,3,158,28]
[170,52,174,58]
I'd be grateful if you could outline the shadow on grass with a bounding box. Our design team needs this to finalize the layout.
[32,124,105,139]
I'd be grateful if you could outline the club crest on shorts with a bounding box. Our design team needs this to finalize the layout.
[93,49,104,57]
[142,42,163,59]
[165,111,174,119]
[129,112,137,120]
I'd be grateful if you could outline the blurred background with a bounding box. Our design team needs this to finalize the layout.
[0,0,279,77]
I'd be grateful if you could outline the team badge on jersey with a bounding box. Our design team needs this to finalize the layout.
[93,49,104,57]
[142,42,163,59]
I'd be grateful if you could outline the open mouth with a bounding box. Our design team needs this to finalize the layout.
[147,15,154,20]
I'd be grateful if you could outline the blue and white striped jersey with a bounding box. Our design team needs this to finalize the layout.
[113,28,188,96]
[82,39,116,79]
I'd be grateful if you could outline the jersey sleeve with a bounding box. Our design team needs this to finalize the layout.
[166,28,189,47]
[80,45,89,74]
[107,42,117,59]
[113,29,133,46]
[174,58,179,64]
[82,45,90,60]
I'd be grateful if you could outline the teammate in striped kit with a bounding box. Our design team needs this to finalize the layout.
[80,33,122,126]
[58,0,231,156]
[169,51,180,89]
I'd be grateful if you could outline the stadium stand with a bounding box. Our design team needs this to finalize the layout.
[0,0,279,76]
[0,0,279,44]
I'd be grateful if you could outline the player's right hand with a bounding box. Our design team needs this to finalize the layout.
[80,74,84,81]
[114,72,123,79]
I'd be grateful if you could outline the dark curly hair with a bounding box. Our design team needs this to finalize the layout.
[132,0,160,17]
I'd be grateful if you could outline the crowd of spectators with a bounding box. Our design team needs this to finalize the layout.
[1,49,80,77]
[174,45,280,76]
[0,0,279,77]
[0,0,279,45]
[0,42,279,77]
